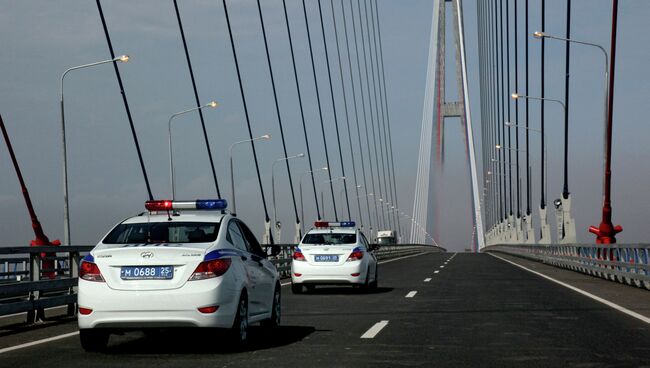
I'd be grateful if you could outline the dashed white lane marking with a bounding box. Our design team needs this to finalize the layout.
[440,265,445,268]
[0,331,79,354]
[361,320,389,339]
[424,278,432,282]
[405,291,418,298]
[489,253,650,325]
[434,270,440,274]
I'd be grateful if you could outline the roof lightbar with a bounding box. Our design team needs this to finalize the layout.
[145,199,227,212]
[314,221,356,228]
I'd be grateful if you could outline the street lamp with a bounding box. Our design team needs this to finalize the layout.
[320,176,346,219]
[168,101,219,200]
[229,134,271,214]
[60,55,130,245]
[299,166,328,229]
[271,153,304,242]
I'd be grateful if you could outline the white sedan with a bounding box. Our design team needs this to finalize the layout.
[291,221,378,293]
[77,199,281,351]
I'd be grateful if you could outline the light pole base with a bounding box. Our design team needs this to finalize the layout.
[523,214,535,244]
[560,194,577,244]
[263,221,271,244]
[293,222,302,244]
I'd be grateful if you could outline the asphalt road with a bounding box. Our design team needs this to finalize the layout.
[1,251,649,368]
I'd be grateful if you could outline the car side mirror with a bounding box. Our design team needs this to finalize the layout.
[267,244,281,257]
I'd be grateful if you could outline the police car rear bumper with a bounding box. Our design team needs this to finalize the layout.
[291,260,366,285]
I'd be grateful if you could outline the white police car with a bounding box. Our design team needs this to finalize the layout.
[77,199,281,351]
[291,221,378,293]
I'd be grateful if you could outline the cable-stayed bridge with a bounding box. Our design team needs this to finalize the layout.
[0,0,648,366]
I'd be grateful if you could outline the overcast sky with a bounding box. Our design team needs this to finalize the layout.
[0,1,648,252]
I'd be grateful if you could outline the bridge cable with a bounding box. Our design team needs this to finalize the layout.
[562,0,571,200]
[256,0,300,225]
[351,0,381,233]
[172,0,222,198]
[477,0,491,230]
[358,0,386,230]
[329,0,363,227]
[366,0,393,231]
[539,0,547,210]
[95,0,153,201]
[373,1,402,237]
[221,0,273,243]
[501,0,513,218]
[316,0,351,220]
[301,0,339,221]
[525,0,531,217]
[492,1,503,223]
[362,0,389,230]
[341,0,373,234]
[514,0,521,220]
[369,0,397,232]
[499,0,508,221]
[281,0,322,221]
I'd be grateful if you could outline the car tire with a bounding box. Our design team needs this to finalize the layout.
[229,292,249,349]
[305,284,316,292]
[261,285,281,329]
[359,268,371,293]
[291,283,303,294]
[370,265,378,290]
[79,329,109,352]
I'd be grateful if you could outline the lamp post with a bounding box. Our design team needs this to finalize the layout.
[320,176,346,220]
[272,153,304,243]
[229,134,271,215]
[168,101,218,200]
[60,55,130,245]
[534,31,613,243]
[299,167,328,231]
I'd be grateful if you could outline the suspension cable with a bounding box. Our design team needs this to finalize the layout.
[330,0,362,226]
[369,0,395,231]
[514,0,521,219]
[221,0,272,242]
[540,0,546,209]
[342,0,373,233]
[256,0,300,224]
[505,0,513,217]
[373,0,402,237]
[281,0,321,220]
[316,0,351,220]
[302,0,339,221]
[352,0,380,231]
[525,0,531,216]
[172,0,222,198]
[95,0,153,201]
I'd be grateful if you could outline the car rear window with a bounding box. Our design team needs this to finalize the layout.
[302,233,356,245]
[103,222,220,244]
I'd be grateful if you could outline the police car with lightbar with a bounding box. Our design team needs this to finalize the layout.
[291,221,378,293]
[77,199,281,351]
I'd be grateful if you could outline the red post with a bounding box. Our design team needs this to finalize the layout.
[589,0,622,244]
[0,114,60,278]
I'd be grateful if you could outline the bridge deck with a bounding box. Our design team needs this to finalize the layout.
[0,252,648,367]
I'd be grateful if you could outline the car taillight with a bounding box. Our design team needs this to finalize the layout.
[293,251,306,261]
[346,247,364,262]
[79,307,93,315]
[189,258,232,281]
[79,261,105,282]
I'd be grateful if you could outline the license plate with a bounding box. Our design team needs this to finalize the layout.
[314,255,339,262]
[120,266,174,280]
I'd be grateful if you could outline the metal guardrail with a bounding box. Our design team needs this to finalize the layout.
[483,243,650,290]
[0,243,440,323]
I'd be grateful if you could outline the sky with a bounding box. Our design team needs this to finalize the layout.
[0,1,648,252]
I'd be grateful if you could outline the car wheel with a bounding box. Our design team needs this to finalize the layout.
[359,267,370,293]
[261,285,281,329]
[79,329,109,352]
[370,265,378,290]
[229,292,249,348]
[291,282,303,294]
[305,284,316,292]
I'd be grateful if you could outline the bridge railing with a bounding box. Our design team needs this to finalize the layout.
[0,243,440,323]
[483,244,650,290]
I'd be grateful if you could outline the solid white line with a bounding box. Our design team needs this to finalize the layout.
[0,331,79,354]
[405,291,417,298]
[361,320,389,339]
[424,278,432,282]
[0,306,67,320]
[280,281,292,286]
[434,270,440,274]
[489,253,650,325]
